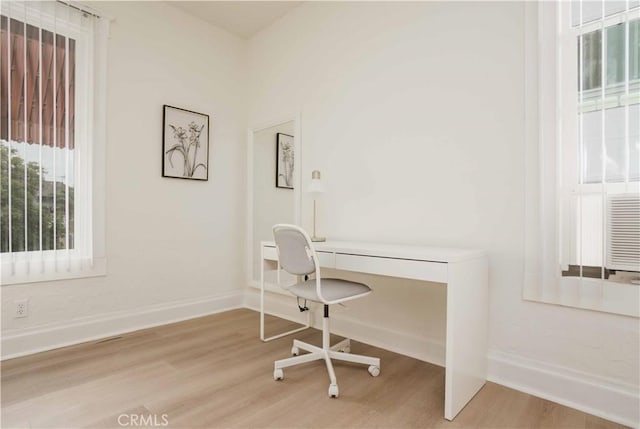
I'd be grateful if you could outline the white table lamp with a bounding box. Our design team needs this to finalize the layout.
[307,170,326,242]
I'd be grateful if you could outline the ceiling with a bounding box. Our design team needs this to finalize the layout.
[169,1,303,39]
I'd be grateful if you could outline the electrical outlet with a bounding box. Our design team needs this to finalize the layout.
[15,299,29,318]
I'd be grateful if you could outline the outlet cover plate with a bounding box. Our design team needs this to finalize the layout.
[15,299,29,318]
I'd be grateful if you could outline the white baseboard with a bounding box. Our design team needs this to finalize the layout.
[488,350,640,428]
[1,291,244,360]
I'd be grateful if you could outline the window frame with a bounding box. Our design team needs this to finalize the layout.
[559,4,640,272]
[523,1,639,318]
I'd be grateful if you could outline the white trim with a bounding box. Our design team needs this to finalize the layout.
[488,350,640,429]
[1,291,243,360]
[525,274,640,317]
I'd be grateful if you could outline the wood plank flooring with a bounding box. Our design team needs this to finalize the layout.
[0,309,628,429]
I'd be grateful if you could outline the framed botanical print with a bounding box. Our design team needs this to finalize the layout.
[162,105,209,181]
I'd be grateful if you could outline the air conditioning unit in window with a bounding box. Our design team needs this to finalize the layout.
[606,193,640,272]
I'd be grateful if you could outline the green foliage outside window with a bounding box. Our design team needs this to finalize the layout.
[0,142,73,253]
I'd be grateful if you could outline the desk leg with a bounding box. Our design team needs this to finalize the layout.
[260,246,311,342]
[444,256,489,420]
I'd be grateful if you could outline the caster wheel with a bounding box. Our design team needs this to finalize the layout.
[274,368,284,381]
[291,346,299,356]
[328,384,339,398]
[368,365,380,377]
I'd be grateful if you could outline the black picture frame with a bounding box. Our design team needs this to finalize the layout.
[275,133,294,189]
[162,105,210,181]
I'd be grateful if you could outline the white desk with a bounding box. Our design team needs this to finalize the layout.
[259,240,488,421]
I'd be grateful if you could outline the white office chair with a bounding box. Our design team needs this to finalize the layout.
[271,224,380,398]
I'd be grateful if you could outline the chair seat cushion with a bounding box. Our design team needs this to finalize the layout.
[287,278,371,303]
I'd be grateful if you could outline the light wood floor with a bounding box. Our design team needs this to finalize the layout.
[1,309,627,429]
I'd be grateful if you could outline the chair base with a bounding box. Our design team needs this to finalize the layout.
[274,338,381,398]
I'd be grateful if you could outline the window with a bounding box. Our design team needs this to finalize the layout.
[524,1,640,317]
[0,1,107,284]
[575,15,639,185]
[1,15,76,254]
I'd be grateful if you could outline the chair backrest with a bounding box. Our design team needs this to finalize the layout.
[272,224,317,276]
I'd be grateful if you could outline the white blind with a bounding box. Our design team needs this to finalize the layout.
[0,1,108,284]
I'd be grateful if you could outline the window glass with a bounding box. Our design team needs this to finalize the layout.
[582,110,603,183]
[580,29,602,91]
[631,19,640,80]
[606,23,624,85]
[604,106,627,183]
[629,104,640,181]
[578,17,640,184]
[582,0,603,24]
[605,1,627,16]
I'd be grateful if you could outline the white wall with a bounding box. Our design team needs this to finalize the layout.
[1,1,246,353]
[246,1,639,424]
[1,1,637,425]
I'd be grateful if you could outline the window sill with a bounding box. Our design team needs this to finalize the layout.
[524,274,640,317]
[1,257,107,286]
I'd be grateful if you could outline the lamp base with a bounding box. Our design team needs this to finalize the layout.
[311,236,326,242]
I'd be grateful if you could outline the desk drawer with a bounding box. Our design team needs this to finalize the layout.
[316,251,335,268]
[263,246,335,269]
[335,253,448,283]
[263,246,278,261]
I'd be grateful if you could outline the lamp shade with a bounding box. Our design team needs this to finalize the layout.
[306,170,326,198]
